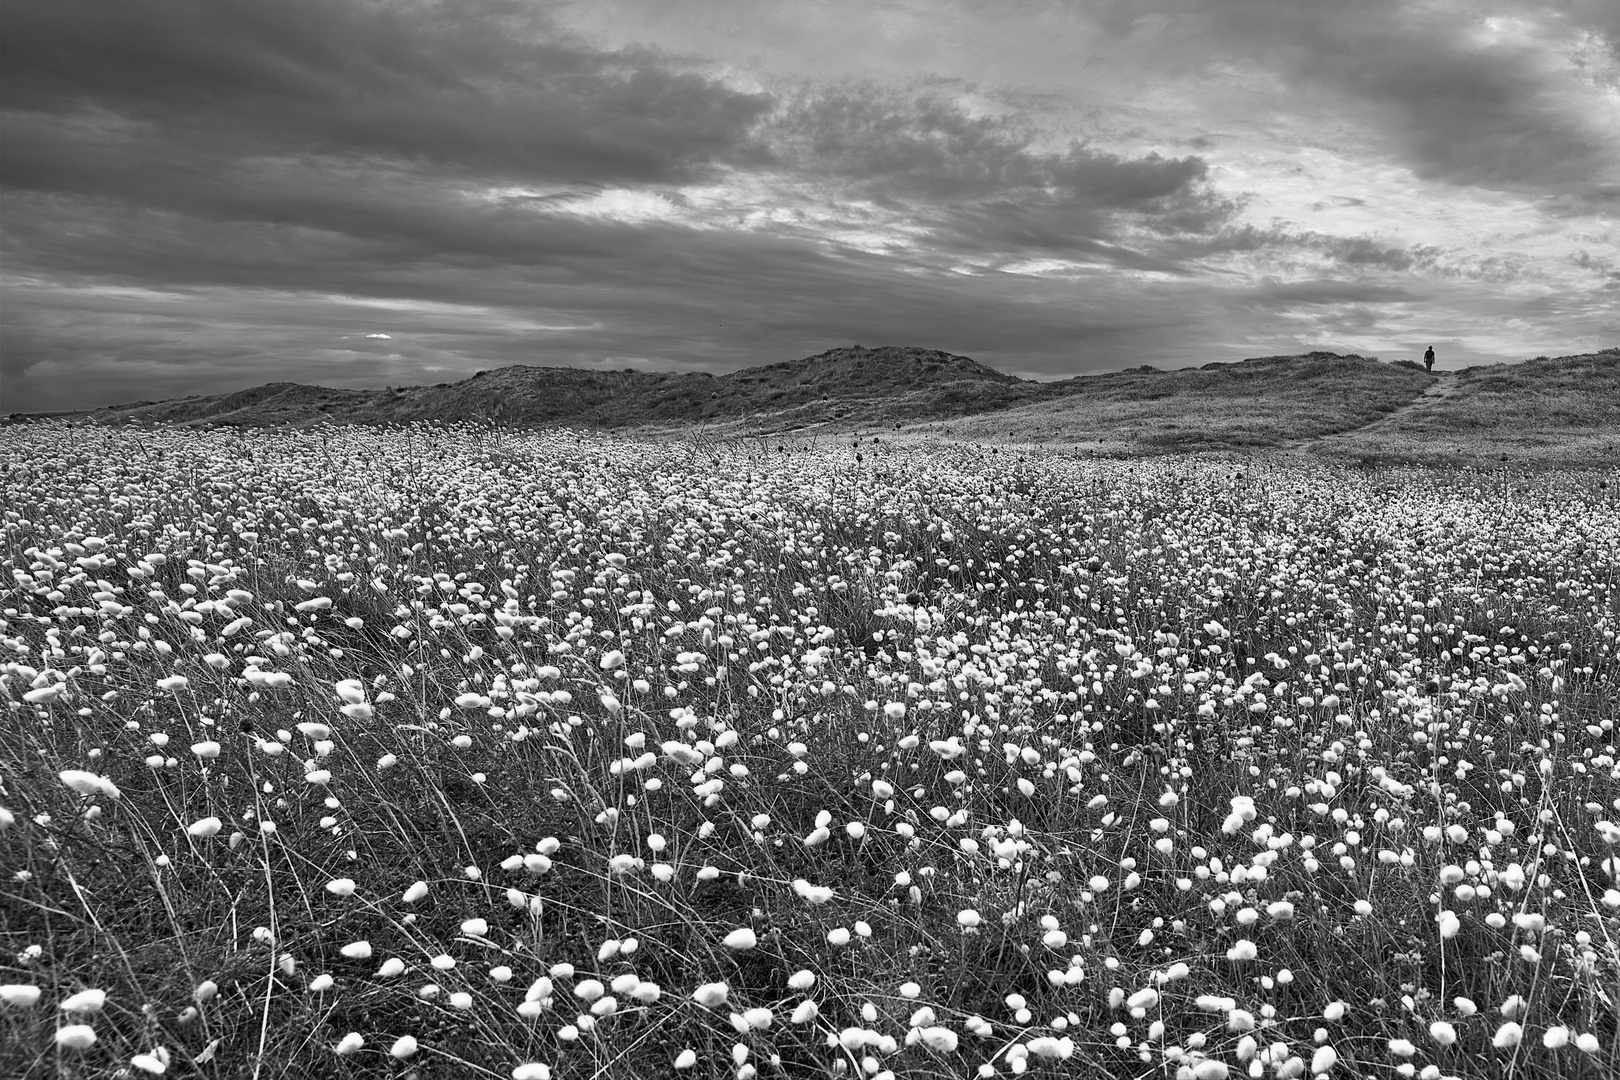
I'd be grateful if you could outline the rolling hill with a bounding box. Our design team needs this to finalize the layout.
[915,351,1436,448]
[43,346,1041,431]
[9,345,1618,464]
[1313,351,1620,464]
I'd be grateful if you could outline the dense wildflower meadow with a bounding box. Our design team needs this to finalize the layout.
[2,422,1617,1080]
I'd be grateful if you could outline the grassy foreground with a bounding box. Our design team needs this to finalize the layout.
[1,424,1617,1079]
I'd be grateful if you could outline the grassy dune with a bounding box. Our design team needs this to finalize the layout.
[906,353,1434,450]
[1321,350,1620,466]
[19,347,1617,466]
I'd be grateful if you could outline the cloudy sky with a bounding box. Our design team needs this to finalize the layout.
[3,0,1617,411]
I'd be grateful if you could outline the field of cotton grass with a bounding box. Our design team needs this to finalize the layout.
[2,422,1617,1080]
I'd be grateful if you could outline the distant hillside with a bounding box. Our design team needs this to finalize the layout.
[902,349,1619,463]
[55,345,1042,431]
[10,345,1617,463]
[1387,351,1620,431]
[923,351,1433,448]
[1318,349,1620,464]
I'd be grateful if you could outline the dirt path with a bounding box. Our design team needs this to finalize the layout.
[1341,374,1462,435]
[1271,373,1462,452]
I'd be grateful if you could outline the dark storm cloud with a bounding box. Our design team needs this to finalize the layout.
[771,86,1209,207]
[0,3,1225,289]
[0,0,772,190]
[766,85,1240,265]
[1155,224,1442,278]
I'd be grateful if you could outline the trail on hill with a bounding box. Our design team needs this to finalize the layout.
[1342,374,1464,432]
[1272,375,1461,452]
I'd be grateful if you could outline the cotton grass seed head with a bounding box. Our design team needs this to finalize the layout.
[0,985,41,1008]
[692,982,729,1009]
[59,989,106,1015]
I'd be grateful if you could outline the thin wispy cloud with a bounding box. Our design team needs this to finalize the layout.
[2,0,1615,411]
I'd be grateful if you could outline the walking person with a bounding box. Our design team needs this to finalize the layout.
[1423,346,1435,373]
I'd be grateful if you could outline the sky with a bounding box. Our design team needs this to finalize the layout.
[2,0,1617,412]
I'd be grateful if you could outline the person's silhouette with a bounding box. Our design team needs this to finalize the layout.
[1423,346,1435,373]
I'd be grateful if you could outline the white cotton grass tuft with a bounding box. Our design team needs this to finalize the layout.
[692,982,729,1009]
[58,769,121,800]
[1126,987,1159,1010]
[792,878,835,904]
[1225,939,1257,961]
[131,1046,172,1074]
[334,679,367,704]
[389,1035,419,1059]
[722,927,757,950]
[59,988,107,1015]
[0,985,42,1008]
[56,1024,98,1050]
